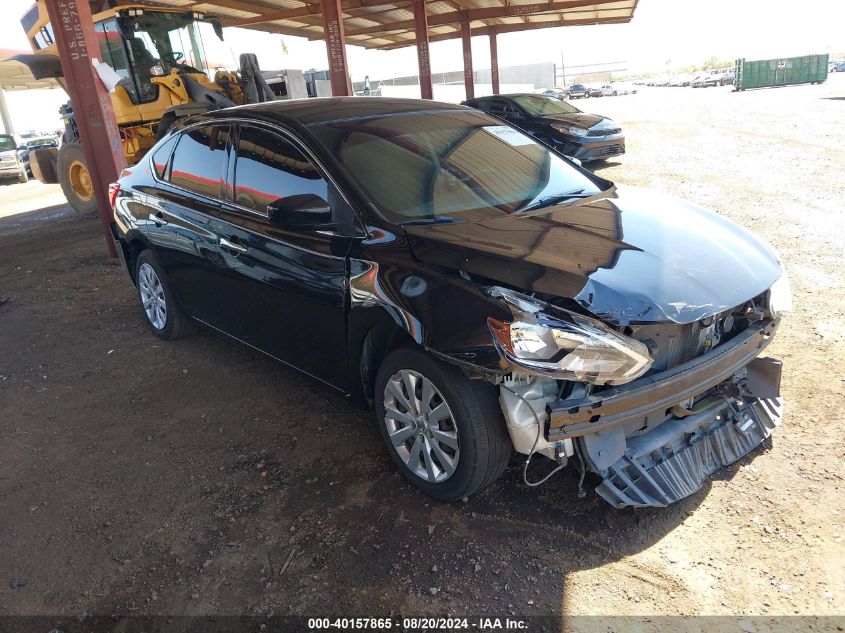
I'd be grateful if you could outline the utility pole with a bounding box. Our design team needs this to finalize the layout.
[560,49,566,88]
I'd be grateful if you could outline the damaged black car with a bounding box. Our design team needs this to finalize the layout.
[110,98,790,508]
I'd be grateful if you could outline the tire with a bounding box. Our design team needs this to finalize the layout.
[57,142,98,215]
[565,92,572,100]
[29,148,59,184]
[17,169,28,184]
[375,348,512,501]
[134,250,195,341]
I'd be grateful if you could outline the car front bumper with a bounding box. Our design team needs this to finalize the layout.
[0,164,22,177]
[546,318,784,507]
[566,134,626,161]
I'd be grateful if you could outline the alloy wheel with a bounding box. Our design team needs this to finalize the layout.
[383,369,460,483]
[138,263,167,330]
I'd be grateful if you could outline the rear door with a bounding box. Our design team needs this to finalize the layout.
[209,122,351,389]
[145,123,232,328]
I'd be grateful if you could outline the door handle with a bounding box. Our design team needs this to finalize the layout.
[149,211,168,226]
[219,237,248,254]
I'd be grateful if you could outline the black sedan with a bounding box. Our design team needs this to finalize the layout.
[464,93,625,162]
[110,98,788,508]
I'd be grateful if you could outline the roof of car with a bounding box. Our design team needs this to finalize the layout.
[205,97,466,126]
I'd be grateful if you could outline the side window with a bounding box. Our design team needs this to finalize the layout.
[169,125,230,199]
[233,125,327,215]
[149,135,178,179]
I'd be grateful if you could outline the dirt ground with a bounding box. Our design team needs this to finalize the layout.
[1,77,843,627]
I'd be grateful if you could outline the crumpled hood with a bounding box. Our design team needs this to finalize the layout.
[403,185,782,326]
[537,112,606,130]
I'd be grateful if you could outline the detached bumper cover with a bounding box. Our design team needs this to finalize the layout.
[596,393,783,508]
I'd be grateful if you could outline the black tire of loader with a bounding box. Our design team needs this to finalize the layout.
[57,142,98,216]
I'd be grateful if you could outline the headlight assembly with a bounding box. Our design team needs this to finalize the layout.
[486,287,652,385]
[550,124,588,137]
[767,267,791,319]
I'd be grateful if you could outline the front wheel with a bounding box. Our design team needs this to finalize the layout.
[375,348,511,501]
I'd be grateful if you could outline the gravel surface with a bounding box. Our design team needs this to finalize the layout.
[0,77,843,624]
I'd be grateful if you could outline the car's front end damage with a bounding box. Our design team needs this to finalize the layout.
[483,272,789,508]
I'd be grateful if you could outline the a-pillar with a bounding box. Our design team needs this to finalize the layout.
[489,27,500,95]
[460,13,474,100]
[44,0,125,258]
[321,0,353,96]
[413,0,432,99]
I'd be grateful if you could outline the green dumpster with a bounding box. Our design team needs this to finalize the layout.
[734,54,828,90]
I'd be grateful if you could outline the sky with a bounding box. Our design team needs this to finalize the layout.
[1,0,843,133]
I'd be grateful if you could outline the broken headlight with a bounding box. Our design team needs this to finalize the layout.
[486,287,652,385]
[767,268,791,319]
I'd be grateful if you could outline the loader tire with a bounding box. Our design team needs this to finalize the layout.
[58,142,98,215]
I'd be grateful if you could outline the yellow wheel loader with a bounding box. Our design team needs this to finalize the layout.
[15,1,273,215]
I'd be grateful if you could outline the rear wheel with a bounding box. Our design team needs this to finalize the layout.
[17,169,28,184]
[58,142,97,215]
[375,348,511,501]
[134,250,195,340]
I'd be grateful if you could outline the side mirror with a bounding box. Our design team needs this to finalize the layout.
[267,194,332,231]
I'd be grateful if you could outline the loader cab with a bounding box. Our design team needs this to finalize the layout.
[99,8,214,105]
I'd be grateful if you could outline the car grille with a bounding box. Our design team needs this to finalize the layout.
[595,144,624,156]
[588,128,621,137]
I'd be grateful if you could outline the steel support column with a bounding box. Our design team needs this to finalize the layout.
[0,85,14,135]
[460,14,474,100]
[44,0,125,259]
[413,0,432,99]
[489,27,500,95]
[321,0,352,96]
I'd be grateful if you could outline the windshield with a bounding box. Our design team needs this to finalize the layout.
[0,136,16,151]
[312,110,605,224]
[511,95,580,116]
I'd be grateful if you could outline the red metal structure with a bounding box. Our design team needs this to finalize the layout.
[460,14,474,100]
[321,0,353,96]
[413,0,433,100]
[44,0,125,258]
[489,27,500,95]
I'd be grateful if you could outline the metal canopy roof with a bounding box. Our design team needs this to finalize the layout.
[132,0,638,50]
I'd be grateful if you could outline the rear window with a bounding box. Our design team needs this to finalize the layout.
[168,125,230,199]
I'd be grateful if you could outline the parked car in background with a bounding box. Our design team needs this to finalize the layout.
[17,137,58,177]
[564,84,589,99]
[542,88,566,100]
[464,93,624,162]
[0,134,28,183]
[669,74,692,87]
[110,97,789,508]
[586,84,604,97]
[693,69,732,88]
[609,81,636,95]
[829,61,845,72]
[600,84,615,96]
